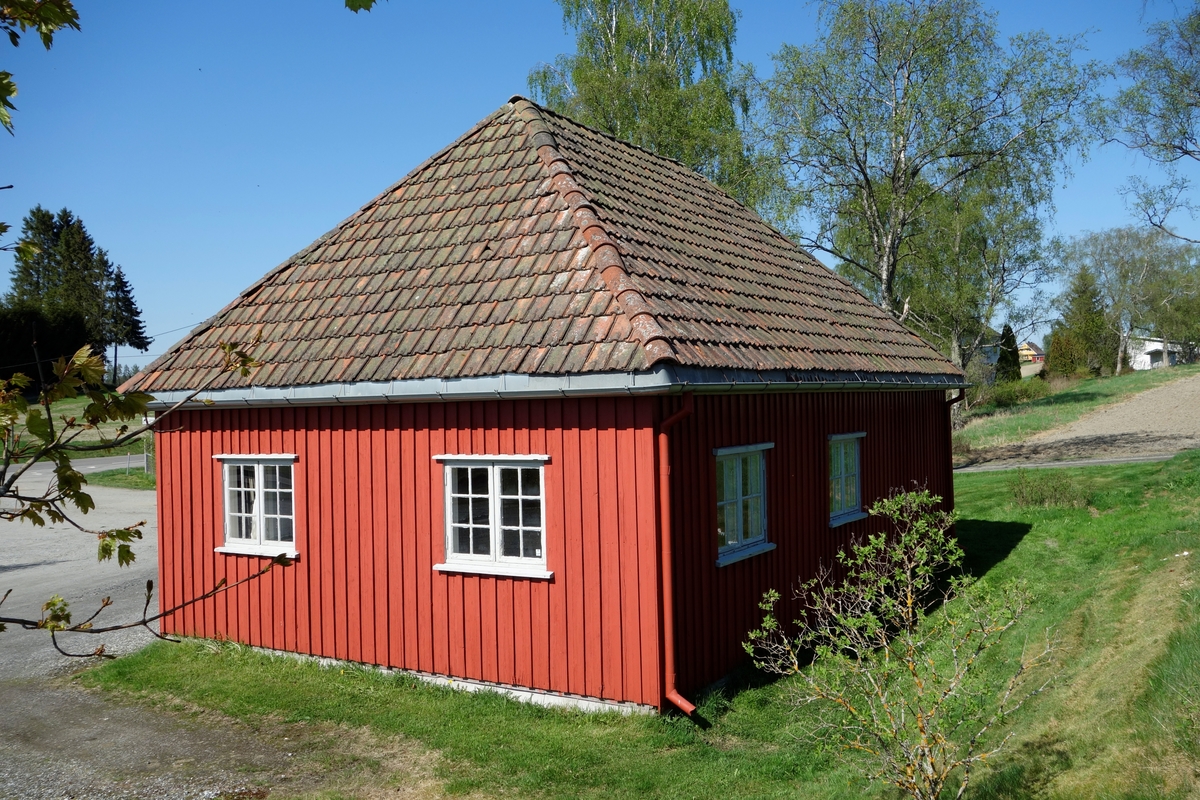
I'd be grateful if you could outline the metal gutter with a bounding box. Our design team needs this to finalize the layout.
[143,364,966,409]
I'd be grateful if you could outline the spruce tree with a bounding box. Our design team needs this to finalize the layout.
[996,324,1022,383]
[7,205,62,305]
[1056,267,1118,375]
[104,265,150,384]
[4,206,146,372]
[48,210,108,345]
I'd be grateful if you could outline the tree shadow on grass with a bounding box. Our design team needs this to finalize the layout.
[957,518,1034,579]
[967,733,1073,799]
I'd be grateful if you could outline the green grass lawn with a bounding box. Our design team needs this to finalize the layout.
[82,452,1200,799]
[86,467,155,490]
[958,364,1200,452]
[17,394,153,460]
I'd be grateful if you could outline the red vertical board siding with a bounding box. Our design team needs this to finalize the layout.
[154,390,949,707]
[667,390,954,696]
[560,400,586,696]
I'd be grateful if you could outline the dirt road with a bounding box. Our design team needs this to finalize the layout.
[966,371,1200,467]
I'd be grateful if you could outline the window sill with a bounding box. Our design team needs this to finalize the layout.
[433,562,554,580]
[829,510,868,529]
[216,545,299,559]
[716,540,776,568]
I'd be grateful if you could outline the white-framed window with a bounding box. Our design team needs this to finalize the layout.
[433,454,553,580]
[714,442,776,567]
[213,454,299,557]
[829,433,867,526]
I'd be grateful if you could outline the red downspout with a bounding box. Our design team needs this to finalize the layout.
[659,391,695,715]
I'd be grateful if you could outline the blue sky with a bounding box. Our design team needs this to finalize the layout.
[0,0,1184,368]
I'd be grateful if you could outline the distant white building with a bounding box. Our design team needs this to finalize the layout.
[1128,337,1184,370]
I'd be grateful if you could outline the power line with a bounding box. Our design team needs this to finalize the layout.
[146,323,199,340]
[0,353,166,373]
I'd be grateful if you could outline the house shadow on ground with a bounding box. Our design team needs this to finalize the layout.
[956,518,1033,578]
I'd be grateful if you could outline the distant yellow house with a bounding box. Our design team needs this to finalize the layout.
[1018,341,1045,363]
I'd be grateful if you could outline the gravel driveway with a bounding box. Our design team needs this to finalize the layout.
[963,371,1200,467]
[0,466,303,799]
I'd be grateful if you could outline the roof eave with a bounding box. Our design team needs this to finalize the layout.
[142,364,966,409]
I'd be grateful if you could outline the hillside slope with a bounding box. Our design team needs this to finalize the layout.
[958,365,1200,466]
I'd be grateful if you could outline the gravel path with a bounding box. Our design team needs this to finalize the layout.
[1,466,443,799]
[967,371,1200,467]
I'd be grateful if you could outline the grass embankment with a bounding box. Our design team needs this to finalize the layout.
[19,394,152,459]
[84,453,1200,799]
[86,467,155,490]
[958,363,1200,452]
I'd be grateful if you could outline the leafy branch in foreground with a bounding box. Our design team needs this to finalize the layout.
[744,489,1055,800]
[0,554,292,656]
[0,336,263,653]
[1,339,260,541]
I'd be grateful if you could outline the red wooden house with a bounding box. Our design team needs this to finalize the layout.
[129,97,964,713]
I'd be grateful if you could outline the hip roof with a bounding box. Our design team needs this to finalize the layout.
[129,97,963,400]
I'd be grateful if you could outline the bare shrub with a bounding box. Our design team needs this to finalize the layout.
[1047,374,1075,393]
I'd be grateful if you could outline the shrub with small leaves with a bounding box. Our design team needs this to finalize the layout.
[745,489,1054,800]
[992,379,1051,409]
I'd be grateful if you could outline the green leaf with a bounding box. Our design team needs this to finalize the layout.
[23,407,50,441]
[40,595,71,631]
[0,70,16,134]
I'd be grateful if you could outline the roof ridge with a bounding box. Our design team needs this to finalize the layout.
[510,94,690,170]
[510,97,678,366]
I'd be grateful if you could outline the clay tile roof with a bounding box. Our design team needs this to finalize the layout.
[129,97,961,395]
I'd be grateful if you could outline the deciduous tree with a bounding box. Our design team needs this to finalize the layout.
[1055,227,1196,373]
[0,0,79,134]
[529,0,771,205]
[0,341,267,656]
[836,163,1050,376]
[0,1,80,257]
[755,0,1100,317]
[1110,3,1200,242]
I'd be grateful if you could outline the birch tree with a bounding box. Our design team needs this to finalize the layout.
[1056,227,1200,372]
[529,0,772,205]
[1110,3,1200,242]
[756,0,1099,318]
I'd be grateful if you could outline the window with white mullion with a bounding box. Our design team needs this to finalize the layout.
[442,460,546,570]
[260,464,294,543]
[497,466,544,561]
[448,465,493,559]
[217,456,297,555]
[227,463,257,541]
